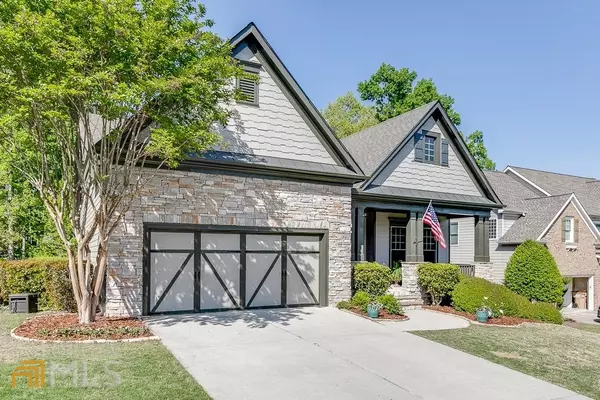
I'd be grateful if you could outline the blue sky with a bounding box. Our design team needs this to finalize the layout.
[202,1,599,177]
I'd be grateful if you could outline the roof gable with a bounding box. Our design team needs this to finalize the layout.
[343,101,502,206]
[226,23,363,176]
[499,193,600,244]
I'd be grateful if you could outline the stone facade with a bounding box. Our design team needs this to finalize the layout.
[389,262,428,308]
[105,169,352,316]
[474,262,494,281]
[543,202,600,309]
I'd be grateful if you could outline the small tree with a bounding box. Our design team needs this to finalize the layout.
[504,240,563,304]
[0,0,243,323]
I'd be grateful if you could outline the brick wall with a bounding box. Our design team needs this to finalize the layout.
[105,169,352,316]
[544,203,600,309]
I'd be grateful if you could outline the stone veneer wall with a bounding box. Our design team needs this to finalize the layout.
[105,169,352,316]
[474,263,494,282]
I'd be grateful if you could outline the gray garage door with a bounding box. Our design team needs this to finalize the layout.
[144,226,327,314]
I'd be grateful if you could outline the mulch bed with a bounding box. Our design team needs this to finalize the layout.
[346,307,409,320]
[424,305,534,326]
[13,313,152,341]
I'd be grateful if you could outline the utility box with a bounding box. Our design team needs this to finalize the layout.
[9,293,38,313]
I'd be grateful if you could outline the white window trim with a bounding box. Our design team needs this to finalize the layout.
[564,216,575,244]
[489,219,498,240]
[450,222,459,246]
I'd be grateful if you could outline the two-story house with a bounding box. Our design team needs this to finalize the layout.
[484,168,600,310]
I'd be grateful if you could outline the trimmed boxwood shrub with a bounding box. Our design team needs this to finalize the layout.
[452,276,563,324]
[0,258,76,311]
[353,262,392,298]
[504,240,563,304]
[376,294,403,315]
[417,263,460,305]
[351,291,371,311]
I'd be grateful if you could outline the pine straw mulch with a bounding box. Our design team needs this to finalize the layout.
[424,305,534,326]
[13,313,153,341]
[346,307,409,321]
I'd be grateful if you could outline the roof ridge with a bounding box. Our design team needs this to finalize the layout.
[523,193,574,201]
[508,165,595,180]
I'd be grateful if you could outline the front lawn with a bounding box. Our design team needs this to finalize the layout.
[413,324,600,399]
[0,310,211,399]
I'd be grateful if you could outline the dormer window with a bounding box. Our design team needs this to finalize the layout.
[236,61,260,106]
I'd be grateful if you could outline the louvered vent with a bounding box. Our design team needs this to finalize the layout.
[238,76,258,104]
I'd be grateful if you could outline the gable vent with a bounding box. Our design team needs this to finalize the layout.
[237,75,258,105]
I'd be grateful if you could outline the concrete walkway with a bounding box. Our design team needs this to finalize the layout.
[147,308,587,400]
[562,308,600,324]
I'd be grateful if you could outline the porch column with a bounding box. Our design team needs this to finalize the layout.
[365,209,376,261]
[474,217,490,263]
[355,206,365,261]
[406,211,424,262]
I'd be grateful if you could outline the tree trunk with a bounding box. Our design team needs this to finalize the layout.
[79,293,95,324]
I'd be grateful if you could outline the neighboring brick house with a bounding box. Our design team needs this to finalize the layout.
[104,22,503,316]
[485,169,600,310]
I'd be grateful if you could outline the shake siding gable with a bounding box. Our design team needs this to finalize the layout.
[371,116,482,197]
[218,46,337,165]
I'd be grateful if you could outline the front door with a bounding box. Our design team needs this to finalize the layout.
[389,225,406,268]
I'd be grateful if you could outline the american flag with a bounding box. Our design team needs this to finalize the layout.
[423,201,446,249]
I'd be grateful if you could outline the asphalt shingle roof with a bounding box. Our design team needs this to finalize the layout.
[483,171,540,213]
[498,194,573,244]
[341,102,436,176]
[508,166,600,217]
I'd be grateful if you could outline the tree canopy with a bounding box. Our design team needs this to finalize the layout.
[357,64,461,125]
[464,130,496,171]
[322,92,377,138]
[0,0,242,322]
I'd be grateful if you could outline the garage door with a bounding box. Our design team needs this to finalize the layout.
[144,226,327,314]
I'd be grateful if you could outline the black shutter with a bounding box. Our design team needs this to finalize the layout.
[441,139,449,166]
[414,132,424,162]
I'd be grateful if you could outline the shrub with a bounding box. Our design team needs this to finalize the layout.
[504,240,563,304]
[336,300,352,310]
[0,258,76,311]
[417,263,460,305]
[351,291,371,311]
[376,294,403,315]
[353,262,392,297]
[452,276,562,324]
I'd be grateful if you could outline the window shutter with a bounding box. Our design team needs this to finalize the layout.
[441,139,449,166]
[561,217,566,242]
[574,218,579,243]
[414,132,424,162]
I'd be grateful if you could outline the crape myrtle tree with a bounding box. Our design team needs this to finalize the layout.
[0,0,243,323]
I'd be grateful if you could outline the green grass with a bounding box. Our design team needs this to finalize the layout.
[0,310,211,399]
[413,324,600,399]
[565,321,600,335]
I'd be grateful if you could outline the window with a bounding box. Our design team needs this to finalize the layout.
[424,136,436,163]
[564,217,574,243]
[450,222,459,245]
[390,226,406,250]
[488,219,497,240]
[423,226,437,263]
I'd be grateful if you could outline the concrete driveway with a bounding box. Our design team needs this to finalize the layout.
[147,308,586,400]
[562,308,600,324]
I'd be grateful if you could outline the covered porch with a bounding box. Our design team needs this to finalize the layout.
[351,201,491,266]
[351,196,495,307]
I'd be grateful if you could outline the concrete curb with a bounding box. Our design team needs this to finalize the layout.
[422,308,529,328]
[10,327,160,343]
[339,309,410,324]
